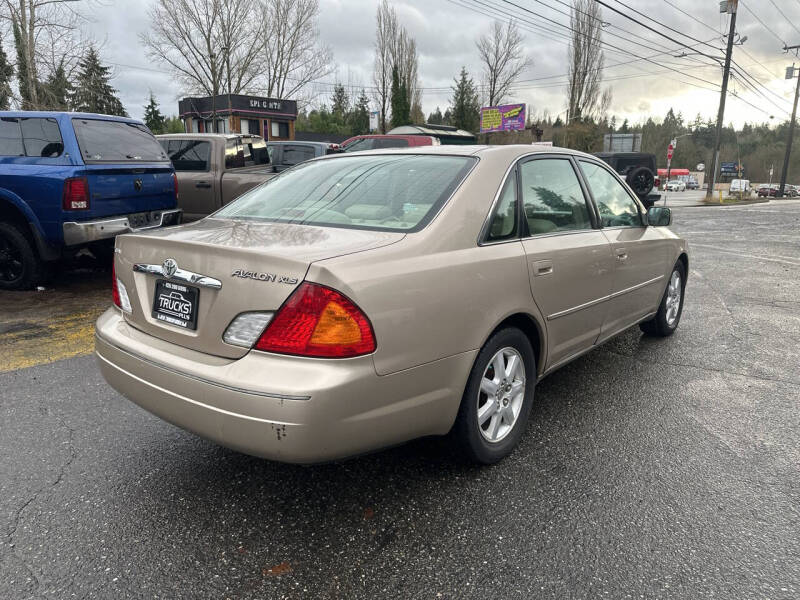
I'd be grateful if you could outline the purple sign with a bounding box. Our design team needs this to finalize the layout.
[480,103,526,133]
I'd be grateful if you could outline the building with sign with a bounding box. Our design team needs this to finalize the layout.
[178,94,298,140]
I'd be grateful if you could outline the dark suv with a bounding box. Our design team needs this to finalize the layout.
[593,152,659,207]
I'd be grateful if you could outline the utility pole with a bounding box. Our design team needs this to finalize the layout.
[779,48,800,198]
[706,0,738,201]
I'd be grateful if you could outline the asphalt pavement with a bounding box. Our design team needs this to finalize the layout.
[1,200,799,599]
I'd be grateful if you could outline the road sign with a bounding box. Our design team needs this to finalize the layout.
[667,144,674,161]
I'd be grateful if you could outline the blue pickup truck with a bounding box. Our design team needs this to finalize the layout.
[0,111,181,290]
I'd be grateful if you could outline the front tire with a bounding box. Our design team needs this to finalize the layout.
[453,328,536,464]
[640,260,686,337]
[0,221,43,291]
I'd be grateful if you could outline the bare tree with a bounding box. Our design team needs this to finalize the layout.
[258,0,333,103]
[1,0,86,108]
[476,20,532,107]
[372,0,397,133]
[141,0,262,131]
[566,0,610,123]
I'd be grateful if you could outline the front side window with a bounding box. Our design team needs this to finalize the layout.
[579,160,642,227]
[486,173,518,242]
[520,158,592,235]
[162,139,210,171]
[72,119,168,163]
[215,154,475,232]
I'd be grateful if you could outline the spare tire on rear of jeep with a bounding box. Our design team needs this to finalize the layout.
[625,166,655,198]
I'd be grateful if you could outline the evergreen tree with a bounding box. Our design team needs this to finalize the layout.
[428,107,443,125]
[442,107,453,126]
[390,65,410,128]
[163,116,186,133]
[450,67,480,132]
[0,38,13,110]
[143,92,166,133]
[350,89,370,135]
[71,46,128,116]
[41,63,71,110]
[331,84,350,121]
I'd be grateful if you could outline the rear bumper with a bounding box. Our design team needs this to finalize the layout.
[63,209,182,246]
[94,309,474,463]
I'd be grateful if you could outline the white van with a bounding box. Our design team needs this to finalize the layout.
[730,179,750,194]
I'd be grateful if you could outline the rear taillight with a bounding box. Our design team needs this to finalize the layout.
[63,177,89,210]
[172,172,178,201]
[112,261,121,308]
[112,259,132,313]
[255,282,376,358]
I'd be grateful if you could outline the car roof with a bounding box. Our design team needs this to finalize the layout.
[327,144,598,161]
[267,140,332,147]
[156,133,259,140]
[0,110,146,125]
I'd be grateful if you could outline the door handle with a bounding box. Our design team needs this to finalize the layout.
[615,248,628,261]
[195,181,212,189]
[533,260,553,276]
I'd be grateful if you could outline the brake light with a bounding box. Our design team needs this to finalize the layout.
[255,282,376,358]
[63,177,89,210]
[172,172,178,200]
[112,261,121,308]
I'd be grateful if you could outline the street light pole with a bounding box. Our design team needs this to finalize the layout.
[706,0,738,201]
[779,55,800,198]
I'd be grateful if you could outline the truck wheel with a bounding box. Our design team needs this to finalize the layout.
[626,166,655,198]
[0,221,43,290]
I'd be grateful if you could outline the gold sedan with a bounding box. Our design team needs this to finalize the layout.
[96,145,688,464]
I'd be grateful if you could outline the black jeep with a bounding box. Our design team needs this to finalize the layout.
[593,152,659,208]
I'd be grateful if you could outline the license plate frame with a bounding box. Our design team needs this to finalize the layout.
[152,279,199,330]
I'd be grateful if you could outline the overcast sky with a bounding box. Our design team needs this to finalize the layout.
[86,0,800,128]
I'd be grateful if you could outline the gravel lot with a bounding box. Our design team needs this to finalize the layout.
[1,200,799,599]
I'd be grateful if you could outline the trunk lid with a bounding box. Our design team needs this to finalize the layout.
[115,218,404,358]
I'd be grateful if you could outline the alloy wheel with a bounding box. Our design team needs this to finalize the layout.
[665,270,682,326]
[477,347,526,443]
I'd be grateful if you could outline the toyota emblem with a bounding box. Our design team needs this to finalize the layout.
[162,258,178,278]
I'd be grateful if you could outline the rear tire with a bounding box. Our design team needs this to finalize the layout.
[453,328,536,464]
[0,221,43,291]
[640,260,686,337]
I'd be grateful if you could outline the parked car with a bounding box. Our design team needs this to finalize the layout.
[341,134,439,152]
[685,178,699,190]
[267,140,338,172]
[593,152,659,207]
[158,133,275,222]
[665,180,686,192]
[729,178,750,194]
[96,145,688,465]
[0,111,180,290]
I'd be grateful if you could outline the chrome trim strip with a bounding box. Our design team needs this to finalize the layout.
[95,332,310,401]
[547,275,664,321]
[133,263,223,290]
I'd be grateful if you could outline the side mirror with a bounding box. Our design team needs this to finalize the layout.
[646,206,672,227]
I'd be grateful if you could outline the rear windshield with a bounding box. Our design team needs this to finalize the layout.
[343,137,409,152]
[73,119,168,163]
[160,139,210,171]
[214,154,475,232]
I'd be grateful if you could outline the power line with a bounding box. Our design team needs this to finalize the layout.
[739,1,786,46]
[766,0,800,38]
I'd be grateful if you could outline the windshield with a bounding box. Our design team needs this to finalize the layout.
[214,154,475,232]
[73,119,168,163]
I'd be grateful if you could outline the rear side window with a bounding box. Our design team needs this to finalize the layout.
[215,154,476,232]
[0,118,24,155]
[374,138,409,149]
[161,139,210,171]
[520,158,592,235]
[486,174,518,242]
[73,119,168,163]
[0,117,64,157]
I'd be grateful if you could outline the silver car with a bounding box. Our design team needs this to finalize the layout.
[96,145,688,464]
